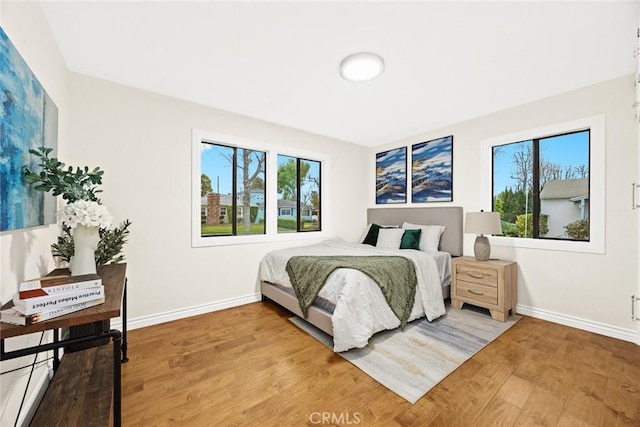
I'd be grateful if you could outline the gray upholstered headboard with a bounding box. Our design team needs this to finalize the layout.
[367,206,463,256]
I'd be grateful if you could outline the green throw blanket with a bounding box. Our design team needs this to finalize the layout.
[285,256,417,328]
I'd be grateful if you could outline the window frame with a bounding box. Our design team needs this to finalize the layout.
[199,141,266,238]
[192,129,329,247]
[277,155,322,234]
[480,115,604,254]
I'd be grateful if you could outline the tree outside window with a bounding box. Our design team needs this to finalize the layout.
[492,130,589,241]
[277,155,321,233]
[200,142,266,237]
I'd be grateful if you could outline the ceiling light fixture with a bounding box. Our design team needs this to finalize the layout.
[339,52,385,83]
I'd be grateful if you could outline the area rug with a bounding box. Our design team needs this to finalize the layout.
[290,306,520,404]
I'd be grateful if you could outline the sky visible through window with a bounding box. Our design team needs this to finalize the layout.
[492,131,589,197]
[201,145,319,202]
[201,144,263,194]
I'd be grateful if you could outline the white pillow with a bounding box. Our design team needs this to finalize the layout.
[402,222,445,252]
[376,228,405,250]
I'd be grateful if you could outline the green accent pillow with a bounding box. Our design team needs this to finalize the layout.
[400,229,422,250]
[362,224,383,246]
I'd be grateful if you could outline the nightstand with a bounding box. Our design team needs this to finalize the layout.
[451,256,517,322]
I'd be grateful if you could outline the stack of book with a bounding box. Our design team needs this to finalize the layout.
[1,274,105,326]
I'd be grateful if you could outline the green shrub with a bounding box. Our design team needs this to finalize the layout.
[564,219,589,240]
[277,218,297,229]
[500,222,519,237]
[515,213,548,238]
[250,206,259,223]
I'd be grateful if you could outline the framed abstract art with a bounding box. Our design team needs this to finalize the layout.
[0,27,58,231]
[376,147,406,204]
[411,136,453,203]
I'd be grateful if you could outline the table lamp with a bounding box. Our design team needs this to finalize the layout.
[465,211,502,261]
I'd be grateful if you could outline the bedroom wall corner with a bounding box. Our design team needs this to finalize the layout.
[369,75,639,341]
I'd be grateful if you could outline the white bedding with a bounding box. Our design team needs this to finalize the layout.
[259,238,447,352]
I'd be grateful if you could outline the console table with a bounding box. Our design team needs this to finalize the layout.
[0,263,128,427]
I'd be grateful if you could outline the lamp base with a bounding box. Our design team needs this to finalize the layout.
[474,235,491,261]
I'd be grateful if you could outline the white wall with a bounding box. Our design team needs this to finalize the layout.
[371,75,638,340]
[66,73,369,322]
[0,2,70,425]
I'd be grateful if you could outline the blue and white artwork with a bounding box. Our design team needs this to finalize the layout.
[411,136,453,202]
[376,147,406,204]
[0,27,58,231]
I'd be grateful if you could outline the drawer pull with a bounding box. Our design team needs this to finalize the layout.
[468,289,484,296]
[468,272,484,279]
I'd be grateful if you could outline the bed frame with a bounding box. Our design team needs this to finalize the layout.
[261,206,464,336]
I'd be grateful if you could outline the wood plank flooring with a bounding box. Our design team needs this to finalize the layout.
[121,301,640,426]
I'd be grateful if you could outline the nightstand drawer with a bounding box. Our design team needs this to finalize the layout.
[455,264,498,287]
[455,280,498,305]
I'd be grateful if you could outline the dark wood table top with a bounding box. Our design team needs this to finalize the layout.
[1,263,126,339]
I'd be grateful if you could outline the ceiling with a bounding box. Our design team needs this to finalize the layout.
[40,1,637,148]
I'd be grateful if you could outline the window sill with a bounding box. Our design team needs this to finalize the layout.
[192,231,330,248]
[490,235,604,254]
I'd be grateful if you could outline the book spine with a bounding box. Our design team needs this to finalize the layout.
[19,274,101,291]
[19,279,103,299]
[13,286,104,315]
[31,298,106,323]
[2,298,105,325]
[17,275,70,291]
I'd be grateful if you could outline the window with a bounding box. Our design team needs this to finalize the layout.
[192,129,328,247]
[279,208,292,217]
[492,130,589,241]
[481,115,604,254]
[200,141,266,237]
[277,155,321,233]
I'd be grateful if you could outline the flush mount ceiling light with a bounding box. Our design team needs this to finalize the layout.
[339,52,385,83]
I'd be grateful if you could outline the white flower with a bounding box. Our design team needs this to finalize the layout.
[57,200,113,229]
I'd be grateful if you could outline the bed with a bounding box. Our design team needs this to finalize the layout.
[259,206,463,351]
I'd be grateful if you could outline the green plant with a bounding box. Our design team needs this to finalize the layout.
[22,147,104,203]
[277,218,297,230]
[50,225,75,263]
[515,213,548,238]
[23,147,131,265]
[500,221,519,237]
[51,220,132,265]
[564,218,589,240]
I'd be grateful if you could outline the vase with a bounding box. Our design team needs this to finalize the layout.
[71,225,99,276]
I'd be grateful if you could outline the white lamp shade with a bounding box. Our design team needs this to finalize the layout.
[339,52,385,82]
[465,211,502,235]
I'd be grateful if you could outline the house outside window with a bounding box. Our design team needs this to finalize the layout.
[277,155,321,233]
[200,142,266,237]
[492,130,589,241]
[200,205,207,224]
[481,115,604,254]
[192,129,328,247]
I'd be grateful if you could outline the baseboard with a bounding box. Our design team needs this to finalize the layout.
[110,296,638,343]
[516,304,638,343]
[110,293,262,331]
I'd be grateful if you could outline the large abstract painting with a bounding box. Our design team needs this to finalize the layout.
[411,135,453,202]
[376,147,406,204]
[0,27,58,231]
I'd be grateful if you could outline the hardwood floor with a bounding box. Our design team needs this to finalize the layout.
[121,301,640,426]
